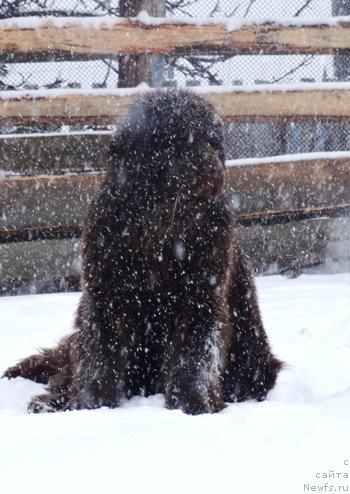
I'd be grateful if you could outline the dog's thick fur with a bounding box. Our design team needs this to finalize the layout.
[3,90,282,414]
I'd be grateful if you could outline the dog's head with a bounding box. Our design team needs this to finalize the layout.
[110,89,225,202]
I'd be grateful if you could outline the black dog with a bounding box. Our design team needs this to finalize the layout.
[3,89,282,414]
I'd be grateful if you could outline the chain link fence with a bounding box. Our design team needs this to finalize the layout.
[0,0,336,89]
[1,0,349,158]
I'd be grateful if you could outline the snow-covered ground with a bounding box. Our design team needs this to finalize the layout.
[1,273,350,494]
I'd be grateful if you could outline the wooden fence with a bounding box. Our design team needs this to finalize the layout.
[1,17,350,294]
[2,17,350,61]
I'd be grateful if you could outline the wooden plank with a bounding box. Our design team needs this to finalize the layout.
[226,156,350,215]
[0,238,81,280]
[3,202,350,243]
[0,133,111,175]
[0,172,104,230]
[0,238,81,295]
[0,91,134,126]
[206,88,350,122]
[0,225,82,243]
[237,204,350,227]
[0,127,350,180]
[3,88,350,126]
[2,156,350,233]
[1,19,350,62]
[2,216,350,296]
[236,216,350,274]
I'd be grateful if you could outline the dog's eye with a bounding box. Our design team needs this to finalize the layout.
[176,133,194,148]
[208,137,222,151]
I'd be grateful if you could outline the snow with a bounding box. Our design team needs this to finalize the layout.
[1,274,350,494]
[0,130,113,140]
[2,81,350,103]
[194,81,350,94]
[0,13,348,31]
[226,151,350,167]
[0,83,151,101]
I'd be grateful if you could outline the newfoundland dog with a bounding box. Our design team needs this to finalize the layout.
[3,89,282,414]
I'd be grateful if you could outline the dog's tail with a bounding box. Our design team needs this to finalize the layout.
[2,335,73,384]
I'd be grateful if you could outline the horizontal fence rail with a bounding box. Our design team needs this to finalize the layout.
[3,85,350,125]
[1,17,350,62]
[0,132,112,175]
[2,153,350,293]
[2,155,350,233]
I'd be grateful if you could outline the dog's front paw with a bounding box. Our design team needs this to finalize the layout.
[28,393,65,413]
[165,376,225,415]
[2,364,23,380]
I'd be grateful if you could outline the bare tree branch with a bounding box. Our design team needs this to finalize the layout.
[44,76,67,89]
[0,0,120,18]
[90,0,119,16]
[294,0,314,17]
[168,55,223,85]
[95,59,119,88]
[166,0,200,17]
[270,55,314,84]
[243,0,256,18]
[209,0,221,17]
[228,4,242,17]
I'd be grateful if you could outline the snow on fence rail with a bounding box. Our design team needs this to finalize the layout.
[4,85,350,125]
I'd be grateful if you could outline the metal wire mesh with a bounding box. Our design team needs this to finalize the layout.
[0,0,337,89]
[1,0,350,158]
[224,121,350,159]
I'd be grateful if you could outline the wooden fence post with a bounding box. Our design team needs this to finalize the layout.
[118,0,166,87]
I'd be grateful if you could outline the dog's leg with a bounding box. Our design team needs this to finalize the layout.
[3,334,73,384]
[3,335,75,413]
[223,250,283,403]
[163,301,228,415]
[162,206,234,414]
[62,294,128,411]
[3,351,58,384]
